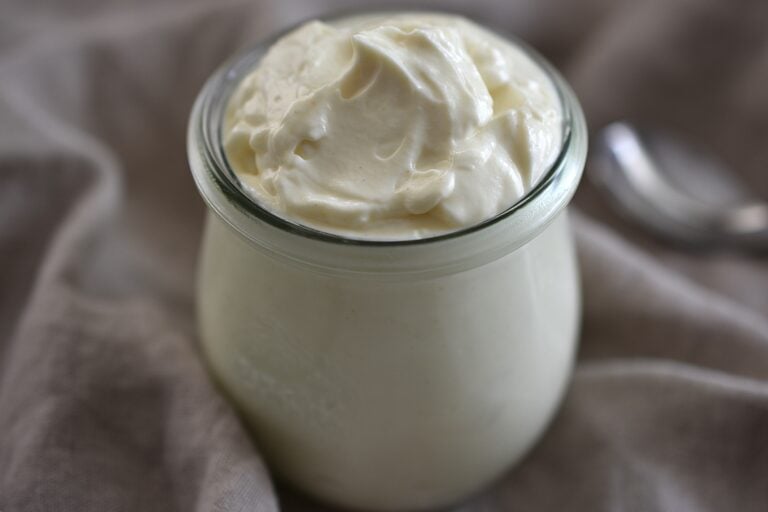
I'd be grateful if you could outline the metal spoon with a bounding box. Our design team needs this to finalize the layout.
[591,122,768,251]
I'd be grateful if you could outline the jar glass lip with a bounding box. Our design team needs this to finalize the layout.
[195,10,576,248]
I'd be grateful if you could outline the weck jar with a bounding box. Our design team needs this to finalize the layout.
[188,11,587,511]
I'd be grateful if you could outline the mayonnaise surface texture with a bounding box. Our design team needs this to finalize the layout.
[224,13,562,240]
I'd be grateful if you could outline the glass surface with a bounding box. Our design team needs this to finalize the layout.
[187,11,588,511]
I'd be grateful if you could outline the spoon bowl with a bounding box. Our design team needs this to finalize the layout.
[592,122,768,251]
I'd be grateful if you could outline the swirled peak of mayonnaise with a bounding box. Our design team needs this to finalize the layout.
[224,13,563,240]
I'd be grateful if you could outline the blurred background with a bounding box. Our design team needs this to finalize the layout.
[1,1,767,511]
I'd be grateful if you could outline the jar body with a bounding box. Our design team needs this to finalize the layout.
[197,210,580,510]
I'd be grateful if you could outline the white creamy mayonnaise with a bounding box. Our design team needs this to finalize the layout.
[224,13,562,239]
[191,11,586,510]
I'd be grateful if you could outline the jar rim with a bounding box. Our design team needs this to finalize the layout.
[191,10,582,248]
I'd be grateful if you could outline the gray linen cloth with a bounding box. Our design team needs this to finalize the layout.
[1,0,767,510]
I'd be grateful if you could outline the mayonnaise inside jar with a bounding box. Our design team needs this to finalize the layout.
[188,10,587,512]
[223,13,563,240]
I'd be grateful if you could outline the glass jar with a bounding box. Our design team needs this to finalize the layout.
[188,12,587,512]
